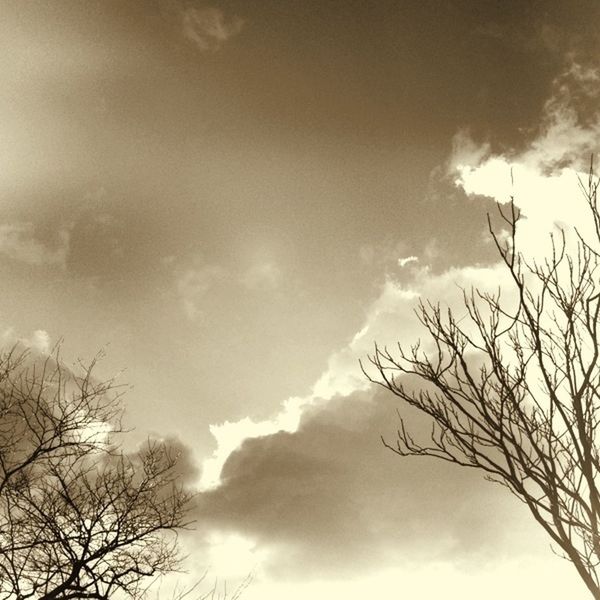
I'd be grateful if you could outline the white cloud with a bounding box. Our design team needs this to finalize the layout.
[452,60,600,178]
[200,395,308,490]
[0,223,70,267]
[453,60,600,262]
[205,532,266,579]
[180,6,244,52]
[199,261,510,490]
[397,255,418,268]
[524,61,600,169]
[197,56,600,500]
[192,56,600,597]
[1,327,52,354]
[199,69,598,502]
[241,558,583,600]
[446,128,491,175]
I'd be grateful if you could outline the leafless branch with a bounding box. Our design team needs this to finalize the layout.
[366,159,600,598]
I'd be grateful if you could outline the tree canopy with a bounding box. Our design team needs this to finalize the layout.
[0,347,193,600]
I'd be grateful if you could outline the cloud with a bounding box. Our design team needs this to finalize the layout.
[0,223,70,267]
[188,53,600,591]
[190,252,571,583]
[446,129,491,176]
[452,58,600,261]
[197,260,511,489]
[189,258,530,581]
[200,397,306,490]
[240,557,582,600]
[397,255,418,268]
[523,60,600,170]
[180,5,244,52]
[148,434,201,487]
[357,238,412,270]
[452,58,600,177]
[195,386,542,579]
[1,328,52,354]
[188,144,580,578]
[27,329,51,354]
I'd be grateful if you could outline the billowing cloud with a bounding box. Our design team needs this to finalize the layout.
[448,58,599,183]
[188,226,560,586]
[188,259,531,583]
[195,386,543,579]
[185,54,600,593]
[180,5,244,52]
[525,60,600,169]
[452,59,600,265]
[454,58,600,183]
[197,260,510,492]
[200,397,306,490]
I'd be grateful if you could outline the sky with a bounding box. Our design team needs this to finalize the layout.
[2,0,600,598]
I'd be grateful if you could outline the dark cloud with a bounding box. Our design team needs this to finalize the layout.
[153,434,201,488]
[1,8,598,589]
[195,386,543,580]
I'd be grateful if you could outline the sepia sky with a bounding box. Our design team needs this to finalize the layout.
[2,1,600,597]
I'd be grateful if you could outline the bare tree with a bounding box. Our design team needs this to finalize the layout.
[156,572,253,600]
[0,347,194,600]
[364,165,600,598]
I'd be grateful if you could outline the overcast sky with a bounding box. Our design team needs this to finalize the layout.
[3,1,600,598]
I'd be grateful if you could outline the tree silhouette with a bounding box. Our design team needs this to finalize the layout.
[365,165,600,598]
[0,347,193,600]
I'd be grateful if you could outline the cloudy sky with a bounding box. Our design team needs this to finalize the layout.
[3,0,600,597]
